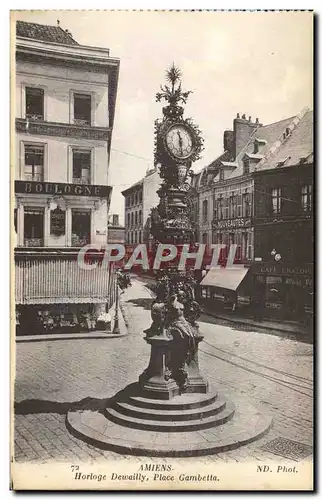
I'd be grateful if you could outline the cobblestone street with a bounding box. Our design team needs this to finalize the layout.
[14,279,313,464]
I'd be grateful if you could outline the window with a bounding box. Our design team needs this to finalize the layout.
[127,213,130,227]
[213,196,218,220]
[74,93,91,125]
[24,208,44,247]
[26,87,44,120]
[139,190,143,203]
[243,192,251,217]
[224,198,229,219]
[219,170,224,182]
[24,145,44,182]
[229,194,236,219]
[135,211,138,225]
[202,232,208,245]
[139,210,142,224]
[237,194,242,217]
[243,160,250,175]
[202,200,208,222]
[301,185,312,212]
[243,232,248,260]
[229,233,235,245]
[131,213,134,227]
[272,188,282,214]
[236,232,242,261]
[71,210,91,247]
[218,197,223,220]
[73,150,91,184]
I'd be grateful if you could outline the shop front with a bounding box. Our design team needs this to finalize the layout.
[251,262,313,321]
[199,265,251,311]
[14,180,113,334]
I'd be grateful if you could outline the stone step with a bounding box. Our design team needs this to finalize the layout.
[66,398,273,456]
[112,397,226,422]
[104,400,235,432]
[128,392,217,411]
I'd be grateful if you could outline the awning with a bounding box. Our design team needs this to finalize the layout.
[200,266,249,292]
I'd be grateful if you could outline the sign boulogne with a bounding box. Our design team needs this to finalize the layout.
[15,181,112,198]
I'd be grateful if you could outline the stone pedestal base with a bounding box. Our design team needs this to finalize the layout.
[138,332,208,400]
[67,383,273,457]
[66,326,272,457]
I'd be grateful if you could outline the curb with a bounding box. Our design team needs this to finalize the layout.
[204,311,310,336]
[138,279,310,337]
[15,331,127,342]
[119,295,130,332]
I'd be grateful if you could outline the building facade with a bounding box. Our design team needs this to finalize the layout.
[252,110,313,318]
[107,214,125,244]
[122,166,161,246]
[195,108,313,319]
[14,21,120,333]
[194,109,312,266]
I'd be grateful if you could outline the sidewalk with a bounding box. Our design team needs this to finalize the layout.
[201,305,312,337]
[136,274,312,339]
[15,301,128,342]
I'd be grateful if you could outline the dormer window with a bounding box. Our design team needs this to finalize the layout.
[219,170,224,181]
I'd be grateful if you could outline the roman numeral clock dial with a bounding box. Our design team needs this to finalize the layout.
[165,124,194,160]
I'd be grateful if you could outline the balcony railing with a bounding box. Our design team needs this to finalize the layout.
[24,238,44,247]
[71,235,90,247]
[72,177,90,185]
[26,113,44,121]
[74,118,91,126]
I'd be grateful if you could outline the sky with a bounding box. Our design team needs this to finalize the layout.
[13,10,313,223]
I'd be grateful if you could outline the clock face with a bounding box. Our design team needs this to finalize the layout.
[165,124,194,159]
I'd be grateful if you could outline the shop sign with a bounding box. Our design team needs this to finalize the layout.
[257,264,312,276]
[50,208,65,236]
[213,218,251,230]
[15,181,112,198]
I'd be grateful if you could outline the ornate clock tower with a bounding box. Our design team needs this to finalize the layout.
[67,67,272,457]
[138,65,208,397]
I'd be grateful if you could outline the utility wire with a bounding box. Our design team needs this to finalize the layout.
[111,148,153,162]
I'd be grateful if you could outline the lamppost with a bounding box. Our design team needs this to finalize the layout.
[112,269,121,334]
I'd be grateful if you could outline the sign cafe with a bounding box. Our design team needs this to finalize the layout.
[15,181,111,198]
[259,265,312,276]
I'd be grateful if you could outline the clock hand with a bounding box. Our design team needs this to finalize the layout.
[177,130,183,154]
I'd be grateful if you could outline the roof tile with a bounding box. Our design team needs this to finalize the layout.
[16,20,79,45]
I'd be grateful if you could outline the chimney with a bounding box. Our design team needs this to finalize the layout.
[233,113,260,159]
[112,214,119,226]
[223,130,234,159]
